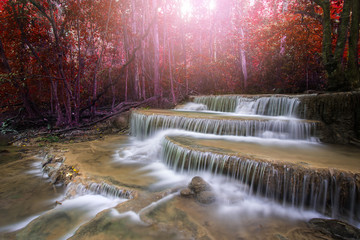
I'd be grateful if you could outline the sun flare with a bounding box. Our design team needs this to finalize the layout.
[180,0,216,19]
[181,0,192,18]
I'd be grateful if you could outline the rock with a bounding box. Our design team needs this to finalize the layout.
[42,154,54,167]
[308,218,360,240]
[180,188,194,198]
[0,149,9,153]
[196,191,216,204]
[188,176,212,193]
[54,156,64,163]
[181,177,216,204]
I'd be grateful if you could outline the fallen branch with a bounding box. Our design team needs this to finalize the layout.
[67,96,158,132]
[9,97,158,143]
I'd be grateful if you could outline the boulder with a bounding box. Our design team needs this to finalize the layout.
[188,176,212,194]
[180,176,216,204]
[180,188,194,198]
[308,218,360,240]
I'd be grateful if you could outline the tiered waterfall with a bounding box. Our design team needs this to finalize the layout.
[130,95,360,223]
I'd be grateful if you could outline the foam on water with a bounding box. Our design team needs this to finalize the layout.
[176,102,208,111]
[110,210,146,225]
[209,176,323,220]
[25,160,44,177]
[138,162,188,189]
[58,195,127,240]
[114,129,324,222]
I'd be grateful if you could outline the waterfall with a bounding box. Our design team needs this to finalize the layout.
[130,111,319,141]
[193,95,239,112]
[162,136,360,222]
[127,93,359,224]
[236,96,300,117]
[66,182,134,199]
[193,95,303,117]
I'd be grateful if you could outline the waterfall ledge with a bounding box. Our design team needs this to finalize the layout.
[162,135,360,223]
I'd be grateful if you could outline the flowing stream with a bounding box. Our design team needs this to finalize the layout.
[1,95,359,239]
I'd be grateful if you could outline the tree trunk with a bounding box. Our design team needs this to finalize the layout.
[74,0,82,125]
[168,39,176,104]
[141,0,147,99]
[240,27,248,89]
[51,80,64,126]
[152,0,161,98]
[131,0,140,100]
[314,0,357,90]
[109,68,116,110]
[348,0,360,88]
[181,22,188,95]
[91,0,113,115]
[123,21,130,102]
[0,37,11,73]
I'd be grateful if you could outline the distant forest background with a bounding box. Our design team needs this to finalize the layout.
[0,0,359,126]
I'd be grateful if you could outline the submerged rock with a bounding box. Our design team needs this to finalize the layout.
[308,218,360,240]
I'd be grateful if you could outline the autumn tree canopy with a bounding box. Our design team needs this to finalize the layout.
[0,0,359,126]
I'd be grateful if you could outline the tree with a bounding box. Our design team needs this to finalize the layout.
[313,0,359,90]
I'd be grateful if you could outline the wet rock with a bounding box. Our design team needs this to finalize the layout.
[189,176,212,193]
[180,188,194,198]
[196,191,216,204]
[42,152,79,185]
[299,91,360,144]
[181,176,216,204]
[308,218,360,240]
[54,156,64,163]
[42,154,54,167]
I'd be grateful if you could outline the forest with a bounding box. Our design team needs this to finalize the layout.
[0,0,359,127]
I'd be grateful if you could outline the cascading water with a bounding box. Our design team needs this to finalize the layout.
[130,111,319,141]
[235,96,300,117]
[3,94,359,239]
[161,136,360,222]
[128,94,360,225]
[193,95,239,112]
[66,182,134,199]
[193,95,304,117]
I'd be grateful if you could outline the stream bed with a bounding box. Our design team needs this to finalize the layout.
[2,133,358,240]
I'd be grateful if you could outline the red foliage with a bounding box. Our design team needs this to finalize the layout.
[0,0,356,123]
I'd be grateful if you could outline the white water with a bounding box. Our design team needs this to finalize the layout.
[114,130,324,221]
[235,96,300,117]
[193,95,304,117]
[176,102,208,111]
[57,195,127,240]
[4,94,358,238]
[1,158,129,238]
[131,111,319,141]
